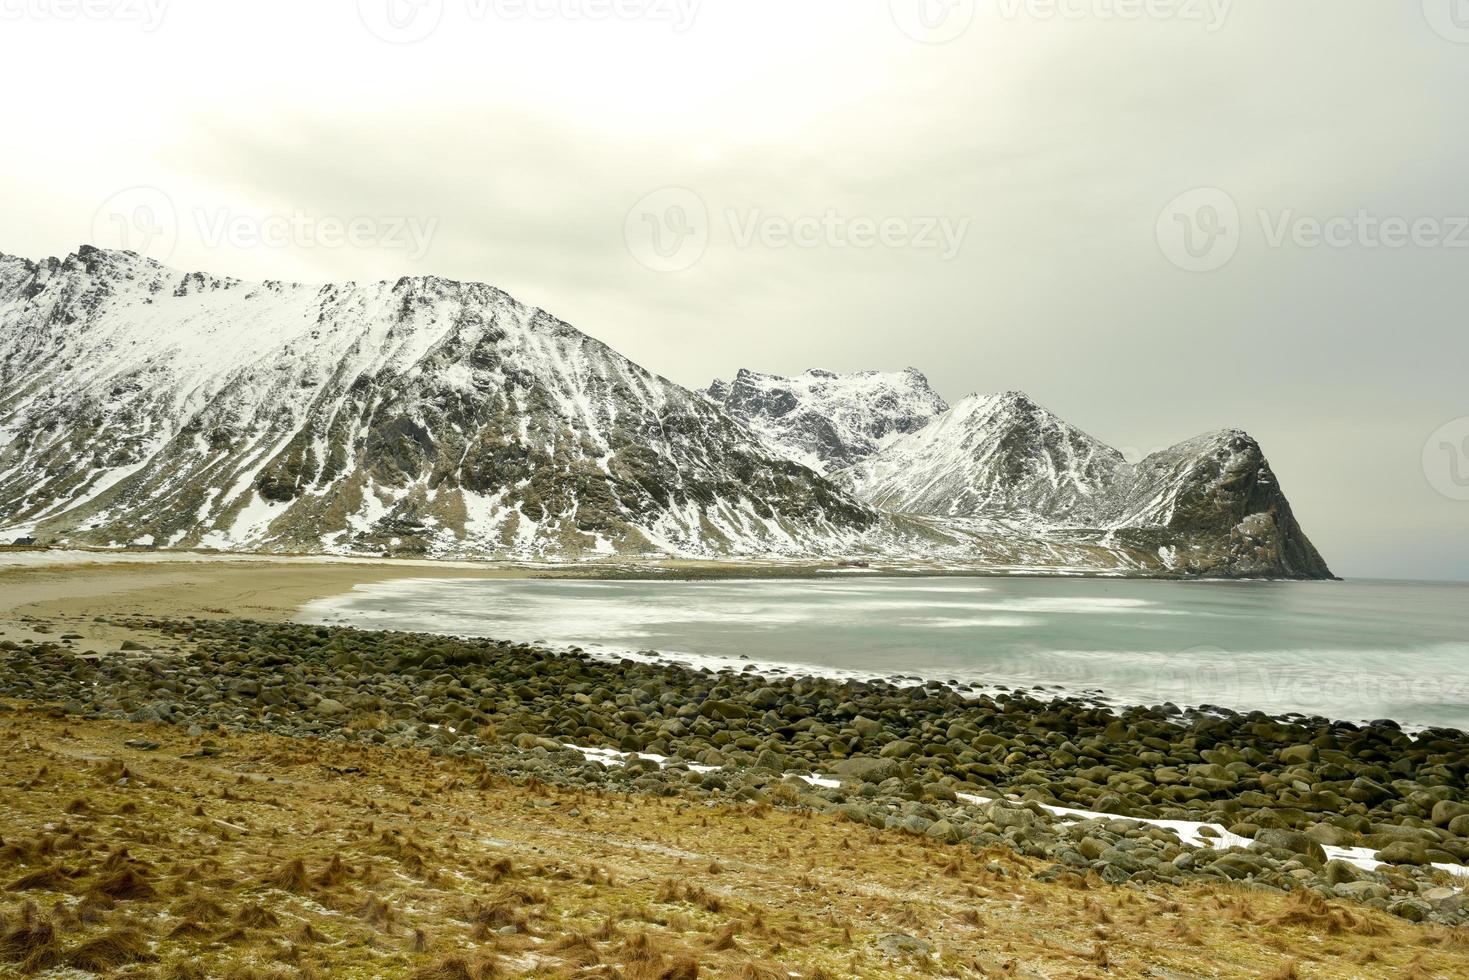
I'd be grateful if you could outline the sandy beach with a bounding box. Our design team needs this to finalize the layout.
[0,555,525,622]
[4,555,1469,976]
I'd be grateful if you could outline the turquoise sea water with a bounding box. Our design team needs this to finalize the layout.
[302,576,1469,730]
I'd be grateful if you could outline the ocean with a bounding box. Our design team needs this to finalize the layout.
[301,575,1469,730]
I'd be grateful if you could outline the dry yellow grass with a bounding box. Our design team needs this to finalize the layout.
[0,707,1462,978]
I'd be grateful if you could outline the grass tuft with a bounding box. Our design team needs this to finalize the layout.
[412,953,503,979]
[68,926,154,970]
[263,857,310,894]
[235,902,280,929]
[6,865,76,893]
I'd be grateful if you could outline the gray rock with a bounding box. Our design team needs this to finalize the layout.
[987,803,1044,832]
[925,819,961,843]
[1431,800,1469,826]
[1305,823,1356,847]
[1334,880,1390,901]
[1278,744,1318,765]
[878,739,919,759]
[1390,899,1430,922]
[313,698,349,718]
[1375,841,1432,866]
[831,756,900,784]
[1208,853,1266,880]
[1098,845,1154,874]
[1251,828,1327,866]
[875,933,932,959]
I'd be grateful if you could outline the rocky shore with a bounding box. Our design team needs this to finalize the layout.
[4,616,1468,930]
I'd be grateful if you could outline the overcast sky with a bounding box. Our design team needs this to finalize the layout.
[3,0,1467,580]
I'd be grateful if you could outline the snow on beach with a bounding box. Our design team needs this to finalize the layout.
[564,743,1467,885]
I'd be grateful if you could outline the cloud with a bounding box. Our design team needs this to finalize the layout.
[1,0,1466,578]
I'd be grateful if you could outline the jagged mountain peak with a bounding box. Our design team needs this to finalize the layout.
[947,389,1061,418]
[837,390,1125,522]
[0,247,877,559]
[705,367,949,474]
[836,393,1331,578]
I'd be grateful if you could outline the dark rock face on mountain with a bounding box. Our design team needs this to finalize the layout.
[837,392,1333,580]
[0,247,874,558]
[1104,429,1333,579]
[704,368,948,474]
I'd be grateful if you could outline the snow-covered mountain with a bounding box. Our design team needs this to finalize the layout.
[704,368,948,474]
[0,247,1332,578]
[0,247,875,558]
[840,392,1120,519]
[836,392,1332,579]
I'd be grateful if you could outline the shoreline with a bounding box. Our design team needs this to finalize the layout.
[0,545,1346,582]
[4,560,1469,967]
[3,596,1468,914]
[303,572,1465,737]
[1,558,1454,738]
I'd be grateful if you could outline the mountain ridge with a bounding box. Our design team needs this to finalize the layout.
[835,391,1333,579]
[704,366,949,474]
[0,247,1332,578]
[0,246,876,559]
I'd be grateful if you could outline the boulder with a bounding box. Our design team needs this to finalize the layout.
[1251,828,1327,866]
[925,819,962,843]
[879,739,919,759]
[312,697,349,718]
[1207,853,1266,880]
[1334,880,1390,901]
[1278,744,1318,765]
[1431,800,1469,827]
[830,757,900,784]
[1322,859,1360,885]
[1374,841,1432,866]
